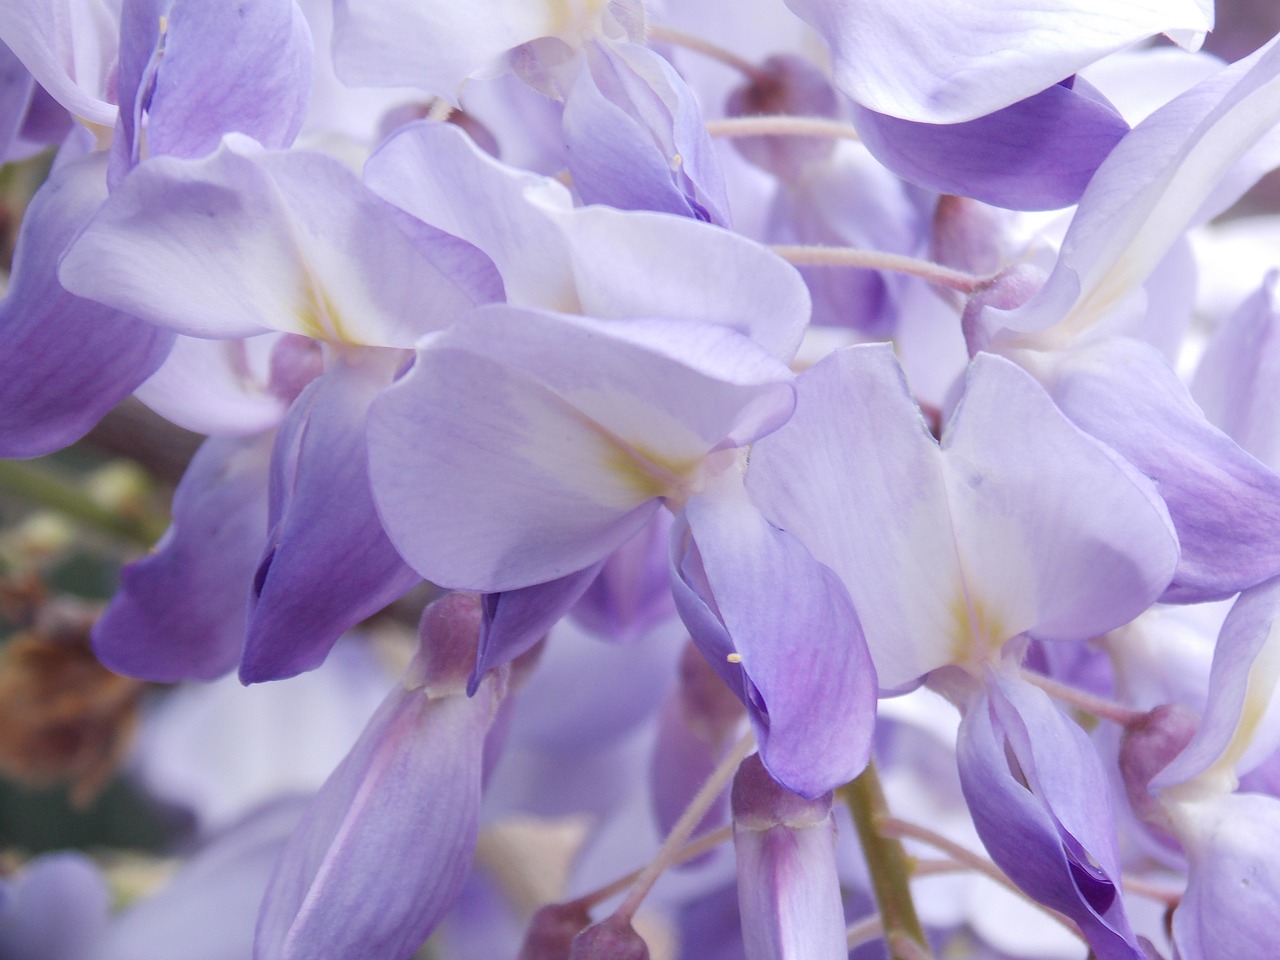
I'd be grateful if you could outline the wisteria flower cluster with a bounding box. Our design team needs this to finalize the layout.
[4,0,1280,958]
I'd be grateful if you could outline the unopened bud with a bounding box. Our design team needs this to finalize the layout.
[518,901,592,960]
[408,592,485,695]
[1120,704,1199,832]
[726,55,839,180]
[567,915,650,960]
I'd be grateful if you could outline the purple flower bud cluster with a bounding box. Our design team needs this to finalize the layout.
[4,1,1280,959]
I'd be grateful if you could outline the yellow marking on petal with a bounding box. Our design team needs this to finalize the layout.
[294,282,357,346]
[726,653,743,664]
[601,439,701,501]
[947,591,1005,668]
[158,14,168,34]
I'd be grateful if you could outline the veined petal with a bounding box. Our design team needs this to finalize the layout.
[137,0,310,159]
[675,474,875,798]
[365,120,578,312]
[782,0,1209,123]
[957,675,1143,960]
[563,40,729,225]
[473,563,603,692]
[133,334,294,437]
[254,675,503,960]
[60,135,496,347]
[0,150,172,458]
[852,78,1129,212]
[368,307,794,592]
[1191,271,1280,472]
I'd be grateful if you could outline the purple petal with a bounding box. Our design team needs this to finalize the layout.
[1024,336,1280,602]
[473,562,604,692]
[943,352,1179,642]
[113,0,311,183]
[93,432,272,681]
[956,674,1143,960]
[783,0,1209,122]
[853,78,1129,211]
[0,150,172,458]
[254,678,502,960]
[0,853,109,960]
[365,121,807,360]
[0,40,34,160]
[673,475,876,799]
[563,40,729,225]
[240,357,419,683]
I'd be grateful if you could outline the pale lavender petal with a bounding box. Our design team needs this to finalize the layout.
[0,150,172,458]
[331,0,560,96]
[853,78,1129,211]
[731,754,846,960]
[122,0,311,170]
[364,120,578,311]
[241,358,419,682]
[366,121,807,360]
[132,641,391,831]
[0,853,108,960]
[1023,336,1280,602]
[1169,793,1280,960]
[943,352,1178,643]
[1153,576,1280,791]
[368,307,794,592]
[133,334,294,437]
[782,0,1210,122]
[746,344,960,690]
[1191,271,1280,472]
[957,675,1142,960]
[0,1,118,125]
[674,475,875,798]
[93,432,272,681]
[563,40,729,225]
[992,36,1280,337]
[61,136,496,346]
[96,800,305,960]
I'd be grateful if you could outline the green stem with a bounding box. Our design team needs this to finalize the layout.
[0,459,166,547]
[839,761,933,960]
